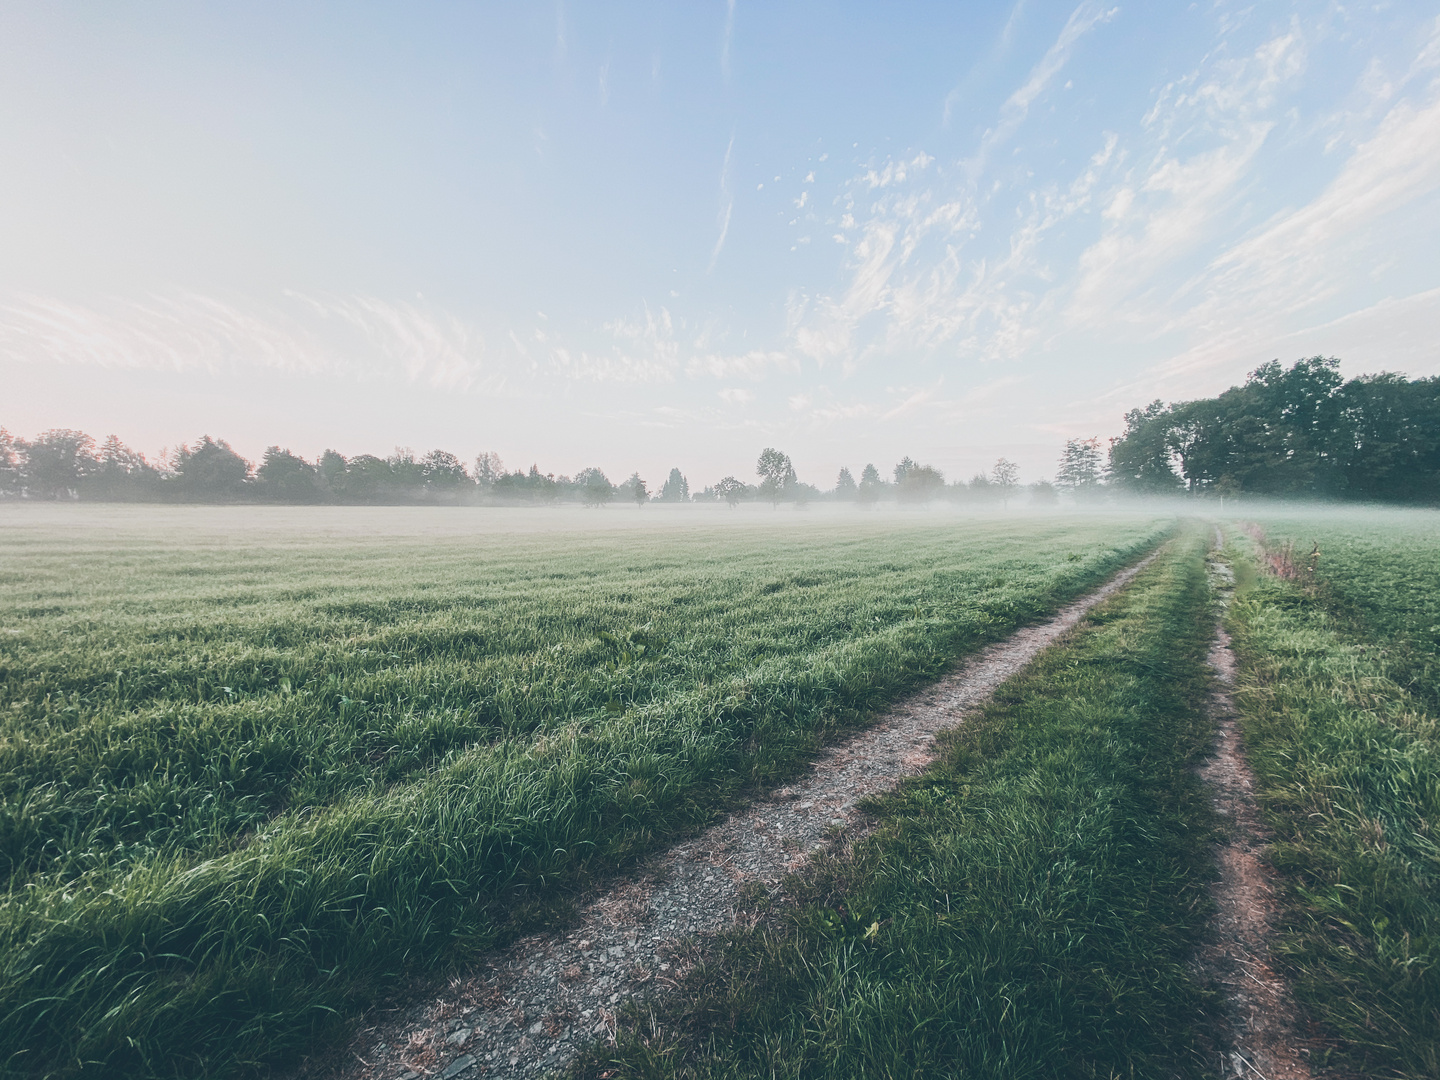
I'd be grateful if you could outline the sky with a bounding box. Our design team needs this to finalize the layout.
[3,1,1439,489]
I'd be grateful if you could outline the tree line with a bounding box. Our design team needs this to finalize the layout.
[1105,357,1440,502]
[5,357,1434,507]
[0,429,1050,508]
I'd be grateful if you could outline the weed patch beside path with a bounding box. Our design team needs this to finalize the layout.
[1223,518,1440,1079]
[574,524,1221,1080]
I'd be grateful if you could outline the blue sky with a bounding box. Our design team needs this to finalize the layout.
[3,1,1439,488]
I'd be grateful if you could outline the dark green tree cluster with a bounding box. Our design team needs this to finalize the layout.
[0,431,692,508]
[1108,357,1440,502]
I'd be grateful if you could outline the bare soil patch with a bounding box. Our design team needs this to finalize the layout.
[298,552,1158,1080]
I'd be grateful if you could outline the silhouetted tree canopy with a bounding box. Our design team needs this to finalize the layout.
[576,467,615,508]
[171,437,251,501]
[8,359,1435,507]
[1107,357,1440,502]
[257,447,320,502]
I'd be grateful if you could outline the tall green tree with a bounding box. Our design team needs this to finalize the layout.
[624,472,649,507]
[1056,438,1104,500]
[1107,401,1182,494]
[576,467,615,508]
[756,447,795,508]
[658,467,689,502]
[898,463,944,504]
[857,462,883,506]
[19,429,98,499]
[421,450,469,492]
[170,437,251,501]
[257,448,321,502]
[0,428,20,497]
[715,475,746,507]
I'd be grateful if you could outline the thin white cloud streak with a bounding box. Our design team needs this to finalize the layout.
[1198,91,1440,318]
[942,0,1028,128]
[966,1,1117,178]
[709,133,735,271]
[0,291,497,391]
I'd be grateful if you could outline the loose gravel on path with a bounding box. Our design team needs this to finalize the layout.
[303,551,1160,1080]
[1195,536,1315,1080]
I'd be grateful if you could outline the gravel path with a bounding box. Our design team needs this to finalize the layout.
[305,550,1160,1080]
[1195,533,1315,1080]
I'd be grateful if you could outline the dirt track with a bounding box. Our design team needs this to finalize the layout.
[1194,532,1316,1079]
[299,550,1162,1080]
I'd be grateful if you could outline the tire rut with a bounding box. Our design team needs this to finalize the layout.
[1196,530,1316,1080]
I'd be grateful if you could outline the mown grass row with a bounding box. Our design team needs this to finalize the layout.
[0,510,1170,1078]
[575,523,1221,1079]
[1223,516,1440,1078]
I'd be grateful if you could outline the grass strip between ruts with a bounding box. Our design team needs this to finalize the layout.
[1222,533,1440,1079]
[572,523,1221,1080]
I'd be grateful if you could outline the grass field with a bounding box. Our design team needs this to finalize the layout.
[1223,509,1440,1078]
[0,505,1170,1078]
[576,522,1221,1078]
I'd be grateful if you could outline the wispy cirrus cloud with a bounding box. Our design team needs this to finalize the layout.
[709,133,736,271]
[0,290,498,391]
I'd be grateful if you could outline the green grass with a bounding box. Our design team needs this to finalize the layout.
[0,505,1171,1078]
[573,522,1221,1080]
[1222,509,1440,1078]
[1240,508,1440,715]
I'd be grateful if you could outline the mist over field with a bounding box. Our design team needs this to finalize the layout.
[5,5,1440,1079]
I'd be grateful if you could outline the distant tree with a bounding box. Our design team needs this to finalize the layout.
[834,467,857,499]
[0,428,20,497]
[387,448,425,496]
[756,448,795,508]
[658,467,689,502]
[624,472,650,507]
[340,455,391,500]
[1056,438,1104,501]
[421,449,469,491]
[893,456,919,485]
[968,472,997,505]
[857,462,883,506]
[1107,400,1183,494]
[715,475,746,508]
[257,447,321,502]
[899,463,945,505]
[85,436,158,500]
[1337,373,1440,502]
[18,429,98,499]
[576,467,615,508]
[317,450,348,497]
[473,451,505,487]
[492,464,559,503]
[990,458,1020,508]
[1029,479,1059,506]
[171,436,251,501]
